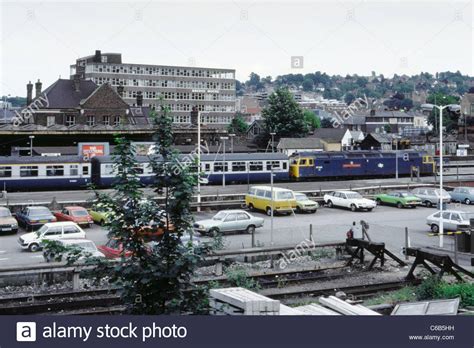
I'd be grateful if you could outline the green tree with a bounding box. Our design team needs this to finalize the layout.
[262,88,308,137]
[321,118,334,128]
[302,78,314,91]
[303,109,320,130]
[227,113,248,135]
[427,93,460,133]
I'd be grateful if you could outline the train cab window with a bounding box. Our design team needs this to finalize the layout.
[70,165,79,176]
[299,159,307,165]
[0,166,12,177]
[104,164,114,175]
[46,165,64,177]
[291,158,298,165]
[82,166,89,176]
[282,162,287,170]
[308,159,314,166]
[20,166,38,177]
[249,161,263,171]
[232,162,246,172]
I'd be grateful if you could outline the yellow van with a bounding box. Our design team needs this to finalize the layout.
[245,186,297,216]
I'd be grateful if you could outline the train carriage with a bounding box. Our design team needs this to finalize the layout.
[0,156,91,191]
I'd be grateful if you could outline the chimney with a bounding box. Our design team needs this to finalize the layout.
[94,50,101,62]
[35,79,42,98]
[26,81,33,105]
[190,106,199,125]
[117,84,124,97]
[73,74,81,92]
[136,91,143,106]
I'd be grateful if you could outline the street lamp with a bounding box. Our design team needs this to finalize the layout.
[229,133,236,153]
[220,136,228,187]
[393,135,402,179]
[434,104,449,248]
[197,111,202,212]
[29,135,35,157]
[270,132,276,153]
[3,94,10,124]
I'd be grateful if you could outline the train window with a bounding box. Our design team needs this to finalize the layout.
[249,161,263,171]
[213,162,228,172]
[308,159,314,166]
[266,161,281,170]
[20,166,38,177]
[83,166,89,176]
[70,165,79,176]
[282,162,287,170]
[232,162,246,172]
[203,163,211,172]
[104,164,114,175]
[46,165,64,176]
[133,165,144,174]
[0,166,12,177]
[300,159,307,165]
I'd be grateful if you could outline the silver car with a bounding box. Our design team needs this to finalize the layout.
[426,210,471,233]
[194,210,264,235]
[411,188,451,207]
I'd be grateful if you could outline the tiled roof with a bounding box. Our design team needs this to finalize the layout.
[277,137,324,150]
[41,79,98,109]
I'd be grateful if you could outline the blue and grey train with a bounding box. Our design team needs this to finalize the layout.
[0,151,435,191]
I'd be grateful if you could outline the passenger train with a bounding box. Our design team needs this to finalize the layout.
[0,151,436,191]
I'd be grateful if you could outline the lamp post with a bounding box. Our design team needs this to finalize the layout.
[270,132,276,153]
[29,135,35,157]
[3,94,10,124]
[393,135,401,179]
[197,111,201,212]
[434,104,449,248]
[270,165,274,250]
[220,136,228,187]
[229,133,236,153]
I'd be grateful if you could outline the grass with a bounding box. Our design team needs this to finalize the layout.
[364,286,416,306]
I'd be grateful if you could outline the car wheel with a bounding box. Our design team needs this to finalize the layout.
[28,243,40,252]
[327,200,333,208]
[431,224,439,234]
[296,206,301,213]
[367,208,373,212]
[465,198,471,205]
[425,201,432,208]
[246,225,256,234]
[376,198,382,205]
[266,207,272,216]
[209,228,219,237]
[350,204,357,212]
[397,202,403,209]
[248,203,254,211]
[312,209,317,214]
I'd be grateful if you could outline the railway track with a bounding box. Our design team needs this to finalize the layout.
[0,264,412,314]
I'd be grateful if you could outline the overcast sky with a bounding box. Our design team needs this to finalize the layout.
[0,0,472,96]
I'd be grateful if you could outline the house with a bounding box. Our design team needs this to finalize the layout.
[342,115,366,132]
[407,135,458,155]
[360,133,395,151]
[276,138,324,156]
[246,119,265,140]
[310,128,346,151]
[355,110,417,134]
[236,96,262,123]
[341,129,365,149]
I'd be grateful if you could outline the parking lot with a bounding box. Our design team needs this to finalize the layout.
[0,202,473,267]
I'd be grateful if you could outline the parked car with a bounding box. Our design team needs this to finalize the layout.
[245,186,296,215]
[53,206,93,227]
[0,207,18,234]
[294,192,319,213]
[324,191,376,212]
[374,191,422,208]
[411,188,451,207]
[88,207,112,226]
[16,206,56,231]
[194,210,264,235]
[43,239,104,262]
[450,187,474,205]
[426,210,472,233]
[18,221,86,252]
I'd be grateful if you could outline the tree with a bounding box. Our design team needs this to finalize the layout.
[344,93,356,105]
[303,109,320,130]
[426,93,460,133]
[246,72,263,91]
[302,78,314,91]
[227,113,248,135]
[262,88,308,137]
[321,118,334,128]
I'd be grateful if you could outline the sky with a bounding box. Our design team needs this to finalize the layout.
[0,0,472,96]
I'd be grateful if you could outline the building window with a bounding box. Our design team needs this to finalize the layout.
[47,116,55,127]
[103,116,110,126]
[113,116,121,126]
[86,116,95,127]
[65,115,75,127]
[20,166,38,177]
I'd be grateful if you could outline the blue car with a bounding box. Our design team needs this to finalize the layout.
[450,187,474,205]
[16,206,57,231]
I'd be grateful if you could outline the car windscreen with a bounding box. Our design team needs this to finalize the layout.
[213,212,227,220]
[30,208,51,216]
[72,210,88,217]
[0,209,11,217]
[74,241,96,251]
[459,213,470,221]
[35,225,49,236]
[346,193,363,199]
[276,191,293,200]
[295,194,307,201]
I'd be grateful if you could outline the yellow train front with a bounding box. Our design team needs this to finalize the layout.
[289,151,435,180]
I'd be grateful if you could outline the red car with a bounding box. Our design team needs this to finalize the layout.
[53,206,93,228]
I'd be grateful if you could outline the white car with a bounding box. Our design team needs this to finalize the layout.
[43,239,104,262]
[324,190,376,212]
[18,221,86,252]
[426,210,471,233]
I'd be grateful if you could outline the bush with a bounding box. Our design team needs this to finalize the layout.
[415,275,474,307]
[415,275,441,301]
